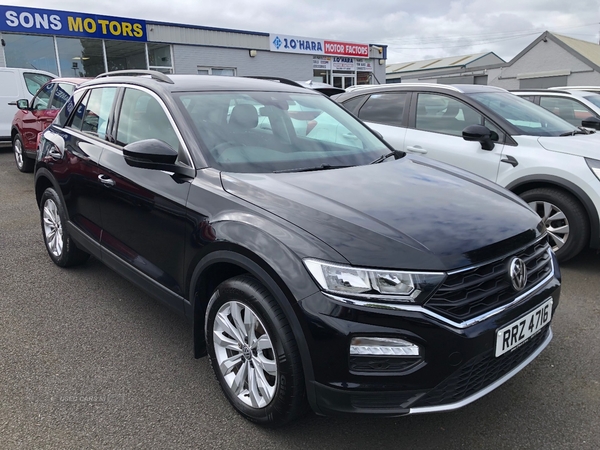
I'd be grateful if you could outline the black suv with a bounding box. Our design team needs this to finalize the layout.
[35,71,560,426]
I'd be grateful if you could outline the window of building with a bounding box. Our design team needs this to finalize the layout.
[197,67,236,76]
[56,37,105,77]
[105,41,147,72]
[148,43,173,73]
[2,33,58,74]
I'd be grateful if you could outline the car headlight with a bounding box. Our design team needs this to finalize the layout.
[303,259,446,304]
[586,158,600,181]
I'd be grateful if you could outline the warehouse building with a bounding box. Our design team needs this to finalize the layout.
[0,4,387,87]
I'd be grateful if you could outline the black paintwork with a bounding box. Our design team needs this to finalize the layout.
[34,75,561,417]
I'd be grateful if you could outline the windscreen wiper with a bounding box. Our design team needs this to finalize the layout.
[273,164,354,173]
[559,129,590,136]
[370,149,405,164]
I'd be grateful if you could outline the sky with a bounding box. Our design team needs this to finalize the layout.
[4,0,600,64]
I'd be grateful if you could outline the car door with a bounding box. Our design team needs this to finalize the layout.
[403,92,504,182]
[19,82,55,150]
[351,92,409,150]
[41,86,118,254]
[98,87,193,306]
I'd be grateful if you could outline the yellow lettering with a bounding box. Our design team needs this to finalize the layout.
[122,22,133,37]
[109,21,121,36]
[132,23,143,38]
[83,18,96,33]
[67,16,83,32]
[97,19,109,34]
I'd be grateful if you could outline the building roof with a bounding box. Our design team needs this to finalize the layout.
[386,52,504,74]
[506,31,600,73]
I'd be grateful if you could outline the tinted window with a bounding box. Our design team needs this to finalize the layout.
[539,96,595,126]
[341,95,367,114]
[49,83,75,110]
[31,83,54,110]
[116,89,181,152]
[358,93,407,126]
[415,93,482,137]
[69,88,117,140]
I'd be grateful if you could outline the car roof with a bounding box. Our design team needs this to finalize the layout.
[512,89,600,98]
[50,77,91,85]
[79,71,319,95]
[338,83,508,95]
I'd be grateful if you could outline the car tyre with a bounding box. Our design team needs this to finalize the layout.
[205,275,308,427]
[520,188,589,262]
[13,134,34,173]
[40,187,90,267]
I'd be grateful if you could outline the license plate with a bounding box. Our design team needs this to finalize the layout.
[495,299,553,357]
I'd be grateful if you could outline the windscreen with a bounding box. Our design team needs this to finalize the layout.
[467,91,578,136]
[175,91,388,173]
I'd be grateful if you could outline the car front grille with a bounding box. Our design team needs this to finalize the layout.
[411,325,550,408]
[425,238,552,323]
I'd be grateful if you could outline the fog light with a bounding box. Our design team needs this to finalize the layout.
[350,337,420,356]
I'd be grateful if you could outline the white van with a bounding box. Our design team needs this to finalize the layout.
[0,68,55,143]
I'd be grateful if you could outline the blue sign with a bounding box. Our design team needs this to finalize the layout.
[0,6,147,41]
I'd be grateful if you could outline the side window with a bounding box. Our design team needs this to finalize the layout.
[539,96,593,127]
[49,83,75,110]
[116,89,186,163]
[341,95,367,114]
[415,93,483,137]
[484,119,504,143]
[519,95,536,103]
[68,88,117,140]
[358,93,407,126]
[31,83,54,110]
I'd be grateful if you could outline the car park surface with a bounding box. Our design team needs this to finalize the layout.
[34,71,559,426]
[11,77,87,172]
[1,147,599,447]
[335,83,600,262]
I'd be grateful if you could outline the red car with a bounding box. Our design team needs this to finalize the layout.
[11,78,87,172]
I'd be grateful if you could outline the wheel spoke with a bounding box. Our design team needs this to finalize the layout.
[254,362,275,402]
[214,310,245,345]
[542,202,553,221]
[213,330,242,352]
[255,352,277,377]
[547,224,569,235]
[219,352,243,376]
[247,364,262,408]
[548,232,566,249]
[231,360,248,395]
[229,302,248,342]
[547,211,566,222]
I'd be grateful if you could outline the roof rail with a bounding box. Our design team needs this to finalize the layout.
[95,70,174,84]
[242,76,304,88]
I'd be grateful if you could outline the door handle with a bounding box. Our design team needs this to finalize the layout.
[501,155,518,167]
[98,174,115,187]
[406,145,428,154]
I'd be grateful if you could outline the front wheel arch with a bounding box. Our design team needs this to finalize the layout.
[188,249,318,410]
[506,176,599,250]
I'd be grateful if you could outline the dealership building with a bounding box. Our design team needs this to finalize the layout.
[0,5,387,88]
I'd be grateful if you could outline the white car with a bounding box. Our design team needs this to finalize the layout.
[334,83,600,261]
[512,88,600,130]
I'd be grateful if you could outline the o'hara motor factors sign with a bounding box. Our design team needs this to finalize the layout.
[0,5,147,41]
[270,33,369,57]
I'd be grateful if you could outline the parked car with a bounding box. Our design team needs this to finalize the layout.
[11,77,88,172]
[550,86,600,94]
[1,67,54,145]
[36,71,560,426]
[334,83,600,261]
[512,88,600,130]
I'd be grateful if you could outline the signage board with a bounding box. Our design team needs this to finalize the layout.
[0,5,147,41]
[270,33,369,58]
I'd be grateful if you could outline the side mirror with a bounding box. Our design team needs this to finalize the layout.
[123,139,194,176]
[462,124,495,151]
[9,99,30,109]
[581,116,600,130]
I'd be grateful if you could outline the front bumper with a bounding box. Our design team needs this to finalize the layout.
[297,261,560,416]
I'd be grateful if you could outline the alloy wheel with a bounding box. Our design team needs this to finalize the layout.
[14,138,23,169]
[212,301,277,408]
[43,198,63,257]
[528,200,569,252]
